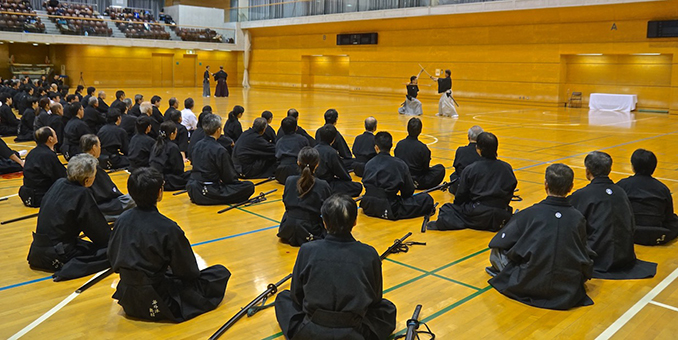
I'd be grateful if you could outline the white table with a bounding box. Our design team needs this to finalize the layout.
[589,93,637,112]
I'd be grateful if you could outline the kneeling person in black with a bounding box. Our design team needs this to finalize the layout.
[275,116,309,184]
[275,194,397,339]
[361,131,434,220]
[108,167,231,322]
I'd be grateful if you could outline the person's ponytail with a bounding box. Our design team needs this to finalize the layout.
[152,121,176,157]
[296,146,319,198]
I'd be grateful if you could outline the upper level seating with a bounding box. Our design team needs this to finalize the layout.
[106,6,169,40]
[176,27,226,43]
[43,1,112,37]
[0,0,45,33]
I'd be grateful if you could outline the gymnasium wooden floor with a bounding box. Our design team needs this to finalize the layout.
[2,86,678,339]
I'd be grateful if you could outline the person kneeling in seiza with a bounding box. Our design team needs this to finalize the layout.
[428,132,517,231]
[278,146,332,246]
[361,131,434,220]
[487,163,596,310]
[617,149,678,245]
[81,134,135,222]
[275,116,310,185]
[27,153,111,281]
[275,194,397,339]
[187,114,255,205]
[108,167,231,322]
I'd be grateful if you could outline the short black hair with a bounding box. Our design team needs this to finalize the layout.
[631,149,657,176]
[168,97,177,107]
[76,85,84,92]
[106,109,121,123]
[111,101,127,114]
[127,167,164,209]
[87,86,96,95]
[252,117,268,133]
[287,108,299,119]
[317,124,337,144]
[375,131,393,153]
[584,151,612,177]
[321,194,358,235]
[407,117,422,137]
[135,116,152,135]
[115,90,125,99]
[79,134,99,153]
[545,163,574,196]
[410,75,417,82]
[26,96,38,106]
[169,109,182,124]
[66,94,76,102]
[261,110,273,121]
[324,109,338,124]
[68,102,82,117]
[35,126,54,144]
[202,105,212,113]
[281,116,297,135]
[151,95,162,104]
[184,97,194,109]
[476,132,498,160]
[134,94,143,104]
[0,93,8,103]
[39,97,50,109]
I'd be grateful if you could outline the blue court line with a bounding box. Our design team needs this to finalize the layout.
[191,225,279,247]
[0,275,52,292]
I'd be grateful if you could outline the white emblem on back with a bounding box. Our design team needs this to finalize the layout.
[606,188,613,195]
[555,212,562,219]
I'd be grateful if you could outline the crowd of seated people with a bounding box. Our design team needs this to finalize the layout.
[106,6,169,40]
[0,0,45,33]
[176,27,231,43]
[43,1,112,37]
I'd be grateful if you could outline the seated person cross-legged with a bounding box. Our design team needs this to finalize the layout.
[233,117,277,179]
[27,154,111,281]
[487,164,596,310]
[394,117,445,190]
[449,125,483,194]
[149,122,191,191]
[617,149,678,245]
[275,194,397,340]
[361,131,434,220]
[351,116,377,178]
[108,167,231,322]
[428,132,517,232]
[81,134,136,222]
[187,114,255,205]
[569,151,657,280]
[278,147,332,246]
[19,126,67,207]
[274,116,310,185]
[314,124,363,197]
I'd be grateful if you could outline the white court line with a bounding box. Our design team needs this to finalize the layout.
[649,301,678,313]
[596,266,678,340]
[8,269,108,340]
[0,193,18,199]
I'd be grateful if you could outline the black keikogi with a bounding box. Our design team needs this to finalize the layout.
[274,133,309,184]
[351,131,376,177]
[277,175,332,246]
[149,141,189,191]
[19,144,67,207]
[127,133,155,172]
[97,122,130,169]
[394,136,445,190]
[314,142,362,197]
[449,142,481,193]
[233,127,277,179]
[62,116,92,158]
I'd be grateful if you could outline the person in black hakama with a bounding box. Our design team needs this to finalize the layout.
[617,149,678,245]
[233,117,277,179]
[276,108,316,147]
[97,109,130,170]
[361,131,434,220]
[394,117,445,190]
[112,100,136,140]
[27,154,111,281]
[314,109,354,169]
[34,102,65,154]
[0,93,19,136]
[351,117,377,178]
[81,134,135,222]
[278,147,332,246]
[203,66,211,97]
[83,96,105,133]
[128,94,143,117]
[167,109,189,160]
[429,69,457,117]
[569,151,657,279]
[187,114,255,205]
[97,91,109,114]
[487,164,596,310]
[164,97,181,121]
[188,110,234,161]
[19,127,66,207]
[15,96,38,142]
[428,132,516,231]
[108,167,231,322]
[150,96,165,125]
[449,125,483,194]
[275,194,397,339]
[261,110,277,143]
[275,117,310,184]
[213,66,229,97]
[81,86,95,108]
[128,116,156,172]
[0,137,23,174]
[110,90,125,110]
[140,101,160,139]
[62,102,93,160]
[150,122,191,191]
[223,105,244,142]
[314,124,362,197]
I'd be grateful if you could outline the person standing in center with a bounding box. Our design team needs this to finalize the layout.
[203,65,211,97]
[430,69,457,117]
[214,66,229,97]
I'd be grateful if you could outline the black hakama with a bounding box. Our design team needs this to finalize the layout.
[277,125,316,147]
[569,177,657,279]
[314,142,362,197]
[274,133,309,184]
[149,142,190,191]
[128,133,155,172]
[15,107,35,142]
[394,136,445,189]
[0,139,21,174]
[97,123,130,169]
[62,117,92,159]
[19,144,67,207]
[223,117,242,142]
[351,131,376,177]
[360,152,434,220]
[278,175,332,246]
[233,128,277,179]
[214,70,229,97]
[0,103,19,136]
[449,142,482,193]
[315,127,354,169]
[109,206,230,322]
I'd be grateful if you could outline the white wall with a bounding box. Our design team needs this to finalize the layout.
[164,5,224,27]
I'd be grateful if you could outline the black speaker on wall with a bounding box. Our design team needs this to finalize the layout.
[336,33,378,45]
[647,20,678,38]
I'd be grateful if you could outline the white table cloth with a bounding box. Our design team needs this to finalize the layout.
[589,93,637,112]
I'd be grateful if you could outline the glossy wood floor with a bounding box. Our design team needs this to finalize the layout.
[2,86,678,339]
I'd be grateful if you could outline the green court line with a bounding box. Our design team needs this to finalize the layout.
[385,258,482,291]
[233,206,280,224]
[261,332,283,340]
